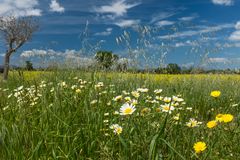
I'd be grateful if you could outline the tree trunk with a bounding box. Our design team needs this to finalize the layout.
[3,53,11,81]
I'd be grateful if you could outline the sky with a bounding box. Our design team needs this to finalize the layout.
[1,0,240,69]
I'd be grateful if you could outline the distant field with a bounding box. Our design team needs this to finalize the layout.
[0,71,239,159]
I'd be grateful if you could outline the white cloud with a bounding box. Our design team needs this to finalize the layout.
[155,20,175,27]
[229,31,240,41]
[94,0,140,17]
[181,62,194,68]
[211,0,234,6]
[175,40,198,47]
[208,57,230,63]
[150,12,176,23]
[229,21,240,41]
[159,23,234,39]
[50,0,65,13]
[21,49,61,58]
[95,28,113,36]
[175,42,185,47]
[235,22,240,29]
[20,49,96,68]
[115,19,140,27]
[222,42,240,47]
[178,16,197,21]
[0,0,42,17]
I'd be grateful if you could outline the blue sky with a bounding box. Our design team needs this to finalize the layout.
[1,0,240,69]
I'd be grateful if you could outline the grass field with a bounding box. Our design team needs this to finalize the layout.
[0,71,239,159]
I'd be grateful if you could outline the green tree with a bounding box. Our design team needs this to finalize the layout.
[166,63,181,74]
[25,61,34,71]
[95,51,119,69]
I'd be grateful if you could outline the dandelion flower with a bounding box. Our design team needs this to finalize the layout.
[120,103,136,115]
[216,114,233,123]
[210,90,221,98]
[193,141,207,154]
[207,120,217,128]
[222,114,234,123]
[215,114,224,122]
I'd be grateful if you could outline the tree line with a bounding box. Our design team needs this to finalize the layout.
[1,50,239,75]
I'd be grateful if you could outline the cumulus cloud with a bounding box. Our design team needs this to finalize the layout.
[114,19,140,27]
[50,0,65,13]
[229,21,240,41]
[0,0,42,17]
[94,0,140,17]
[21,49,62,58]
[211,0,234,6]
[229,31,240,41]
[95,28,113,36]
[20,49,96,68]
[235,22,240,29]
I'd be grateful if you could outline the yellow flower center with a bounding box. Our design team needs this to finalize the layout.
[124,108,133,114]
[163,106,170,111]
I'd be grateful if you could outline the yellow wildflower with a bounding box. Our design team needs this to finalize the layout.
[210,90,221,98]
[216,114,233,123]
[215,114,224,122]
[222,114,234,123]
[207,120,217,128]
[193,141,207,154]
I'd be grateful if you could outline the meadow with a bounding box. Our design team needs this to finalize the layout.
[0,71,239,159]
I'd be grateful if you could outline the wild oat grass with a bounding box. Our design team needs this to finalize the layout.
[0,71,239,159]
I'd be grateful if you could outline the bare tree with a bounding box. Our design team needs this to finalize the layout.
[0,16,38,80]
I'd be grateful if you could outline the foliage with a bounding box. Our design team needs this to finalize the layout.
[95,50,119,69]
[25,61,34,71]
[166,63,181,74]
[0,71,239,159]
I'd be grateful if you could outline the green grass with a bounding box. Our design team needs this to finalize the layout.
[0,71,239,159]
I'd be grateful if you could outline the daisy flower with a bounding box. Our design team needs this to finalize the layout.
[160,104,175,114]
[120,103,136,115]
